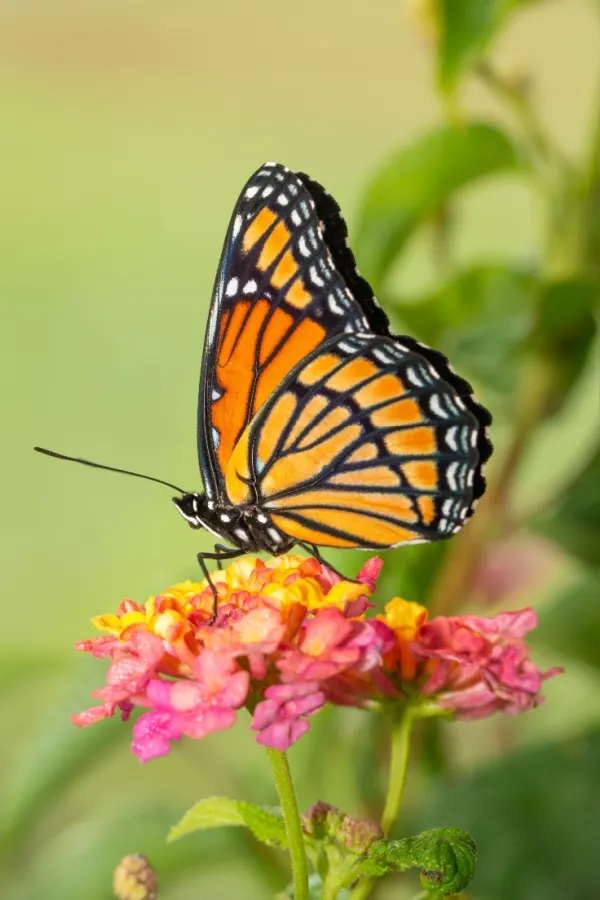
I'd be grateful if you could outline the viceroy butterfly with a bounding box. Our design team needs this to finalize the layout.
[36,162,492,594]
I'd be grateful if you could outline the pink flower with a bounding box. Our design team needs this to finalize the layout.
[251,682,326,750]
[412,608,563,719]
[72,553,563,762]
[132,652,249,761]
[72,631,164,727]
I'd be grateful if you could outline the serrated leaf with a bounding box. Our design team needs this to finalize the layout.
[437,0,538,93]
[169,796,287,848]
[356,123,522,285]
[361,827,476,895]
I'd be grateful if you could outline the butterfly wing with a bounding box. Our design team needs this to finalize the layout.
[198,162,380,501]
[226,332,492,549]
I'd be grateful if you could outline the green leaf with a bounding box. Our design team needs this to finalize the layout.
[356,123,522,285]
[413,730,600,900]
[391,265,536,396]
[437,0,535,93]
[360,827,476,895]
[534,571,600,671]
[529,277,599,413]
[168,796,287,848]
[532,447,600,567]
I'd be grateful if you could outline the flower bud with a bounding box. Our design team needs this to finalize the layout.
[113,854,157,900]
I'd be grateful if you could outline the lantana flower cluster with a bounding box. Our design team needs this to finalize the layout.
[73,555,562,761]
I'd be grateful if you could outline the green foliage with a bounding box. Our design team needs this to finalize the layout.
[534,571,600,671]
[532,447,600,568]
[356,122,521,285]
[436,0,537,93]
[392,265,535,396]
[168,797,287,848]
[530,278,600,413]
[414,731,600,900]
[360,827,476,895]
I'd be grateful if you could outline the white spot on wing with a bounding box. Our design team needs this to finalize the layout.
[225,277,239,297]
[291,210,302,226]
[445,426,458,451]
[212,427,220,448]
[245,186,259,199]
[309,265,325,287]
[277,193,289,206]
[262,186,273,198]
[429,395,449,419]
[298,236,310,257]
[328,294,344,314]
[446,461,459,491]
[243,279,257,293]
[232,214,242,237]
[372,347,394,365]
[406,367,424,387]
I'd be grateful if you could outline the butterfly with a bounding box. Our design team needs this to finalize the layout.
[36,162,492,594]
[171,162,493,578]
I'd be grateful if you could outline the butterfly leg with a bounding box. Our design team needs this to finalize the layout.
[213,543,234,570]
[197,547,245,622]
[297,542,363,586]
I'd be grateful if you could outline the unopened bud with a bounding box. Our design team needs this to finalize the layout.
[113,854,158,900]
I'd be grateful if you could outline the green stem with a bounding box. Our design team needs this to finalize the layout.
[349,705,417,900]
[380,705,416,837]
[266,748,309,900]
[475,60,568,174]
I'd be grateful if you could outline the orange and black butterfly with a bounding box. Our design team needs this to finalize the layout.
[172,162,492,573]
[36,162,492,584]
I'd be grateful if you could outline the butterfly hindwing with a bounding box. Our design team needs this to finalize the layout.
[198,162,376,501]
[225,333,487,549]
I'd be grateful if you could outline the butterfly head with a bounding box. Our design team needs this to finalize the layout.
[172,492,209,530]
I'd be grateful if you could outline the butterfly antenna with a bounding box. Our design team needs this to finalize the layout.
[33,446,189,495]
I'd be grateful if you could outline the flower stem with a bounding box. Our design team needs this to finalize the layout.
[266,747,309,900]
[380,704,416,837]
[349,705,417,900]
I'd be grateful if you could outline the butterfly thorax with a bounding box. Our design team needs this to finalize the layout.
[172,493,294,554]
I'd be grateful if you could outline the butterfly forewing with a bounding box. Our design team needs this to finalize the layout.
[198,162,374,501]
[225,333,486,549]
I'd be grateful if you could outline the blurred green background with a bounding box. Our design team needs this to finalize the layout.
[2,1,599,898]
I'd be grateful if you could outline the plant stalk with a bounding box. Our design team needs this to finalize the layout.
[266,748,309,900]
[349,705,417,900]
